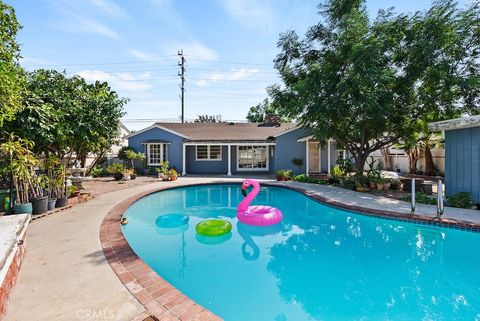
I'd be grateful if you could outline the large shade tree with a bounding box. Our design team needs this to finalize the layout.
[269,0,480,174]
[4,69,127,167]
[0,1,24,129]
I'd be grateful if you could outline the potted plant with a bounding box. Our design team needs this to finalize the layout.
[31,173,48,214]
[376,178,386,190]
[67,185,80,198]
[383,179,391,190]
[355,181,366,192]
[123,150,146,180]
[275,169,292,181]
[54,163,68,208]
[169,169,178,181]
[106,163,124,181]
[123,168,133,181]
[0,135,37,214]
[157,161,170,181]
[291,157,303,172]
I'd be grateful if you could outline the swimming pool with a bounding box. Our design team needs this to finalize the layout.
[122,184,480,321]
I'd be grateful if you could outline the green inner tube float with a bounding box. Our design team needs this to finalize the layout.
[195,219,232,237]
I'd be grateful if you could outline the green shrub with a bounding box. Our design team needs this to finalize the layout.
[90,165,106,177]
[402,192,437,205]
[106,163,124,174]
[276,169,293,180]
[293,174,328,185]
[447,192,473,209]
[331,165,345,179]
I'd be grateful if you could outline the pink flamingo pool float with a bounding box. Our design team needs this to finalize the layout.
[237,179,283,226]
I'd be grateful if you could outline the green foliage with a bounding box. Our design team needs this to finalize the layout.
[67,185,79,197]
[194,115,223,123]
[156,161,170,175]
[293,174,327,185]
[118,146,136,162]
[0,134,37,204]
[402,192,437,205]
[269,0,480,173]
[446,192,473,209]
[291,157,303,168]
[336,157,353,173]
[246,98,290,123]
[275,169,293,180]
[90,165,107,178]
[331,165,345,179]
[0,1,25,127]
[106,163,124,174]
[4,69,128,165]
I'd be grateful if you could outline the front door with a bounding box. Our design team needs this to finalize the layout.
[308,142,320,172]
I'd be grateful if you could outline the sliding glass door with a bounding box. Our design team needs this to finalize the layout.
[237,145,268,171]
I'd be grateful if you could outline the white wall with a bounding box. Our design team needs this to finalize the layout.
[365,148,445,174]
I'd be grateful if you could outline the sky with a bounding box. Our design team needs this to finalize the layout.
[9,0,468,130]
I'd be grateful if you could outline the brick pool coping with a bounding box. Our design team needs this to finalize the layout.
[100,181,480,321]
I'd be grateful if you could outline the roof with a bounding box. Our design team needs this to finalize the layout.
[429,115,480,132]
[126,122,299,141]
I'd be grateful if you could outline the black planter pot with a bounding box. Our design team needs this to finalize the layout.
[131,174,137,180]
[48,199,57,211]
[113,173,123,181]
[32,196,48,215]
[55,196,68,208]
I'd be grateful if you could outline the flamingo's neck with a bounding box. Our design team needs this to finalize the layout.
[237,180,260,212]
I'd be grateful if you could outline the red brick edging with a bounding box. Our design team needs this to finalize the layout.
[0,224,27,320]
[100,182,480,321]
[100,187,222,321]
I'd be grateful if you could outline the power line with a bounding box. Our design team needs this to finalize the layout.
[22,58,177,67]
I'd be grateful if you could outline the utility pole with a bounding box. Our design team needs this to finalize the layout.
[177,50,186,123]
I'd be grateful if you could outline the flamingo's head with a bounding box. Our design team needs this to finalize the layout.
[241,180,252,197]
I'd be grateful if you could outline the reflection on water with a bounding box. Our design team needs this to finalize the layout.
[123,184,480,321]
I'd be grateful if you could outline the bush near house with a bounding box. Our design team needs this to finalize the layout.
[293,174,327,185]
[446,192,474,209]
[402,192,437,205]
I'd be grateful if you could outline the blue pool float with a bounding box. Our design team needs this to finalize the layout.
[155,213,189,228]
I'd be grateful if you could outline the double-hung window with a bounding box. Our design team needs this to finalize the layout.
[147,143,168,165]
[196,145,222,161]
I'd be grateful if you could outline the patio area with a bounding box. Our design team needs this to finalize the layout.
[4,177,480,321]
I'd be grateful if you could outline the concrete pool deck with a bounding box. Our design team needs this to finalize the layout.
[4,177,480,321]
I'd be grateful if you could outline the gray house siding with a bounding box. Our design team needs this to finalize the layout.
[128,127,185,173]
[275,128,309,175]
[445,127,480,202]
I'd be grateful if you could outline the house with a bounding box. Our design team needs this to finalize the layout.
[429,115,480,203]
[126,122,339,176]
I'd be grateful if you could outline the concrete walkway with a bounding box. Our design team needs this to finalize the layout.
[5,177,479,321]
[274,181,480,224]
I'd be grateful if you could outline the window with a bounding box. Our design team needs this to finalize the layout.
[196,145,222,161]
[147,143,168,165]
[337,150,346,161]
[237,145,268,171]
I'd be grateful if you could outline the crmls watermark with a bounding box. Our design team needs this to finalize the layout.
[75,309,115,320]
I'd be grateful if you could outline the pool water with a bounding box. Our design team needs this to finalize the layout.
[122,184,480,321]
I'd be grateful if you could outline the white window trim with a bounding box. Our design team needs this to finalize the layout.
[146,143,168,166]
[195,145,222,161]
[236,145,269,171]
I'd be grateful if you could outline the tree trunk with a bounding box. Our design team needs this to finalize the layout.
[407,147,422,174]
[380,147,391,171]
[424,145,436,176]
[354,153,368,176]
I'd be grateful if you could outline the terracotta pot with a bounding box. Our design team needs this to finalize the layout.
[384,182,391,190]
[376,183,384,190]
[170,175,177,181]
[369,182,376,189]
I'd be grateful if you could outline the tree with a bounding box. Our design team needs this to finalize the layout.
[194,115,223,123]
[246,98,290,123]
[269,0,480,174]
[4,70,128,168]
[0,1,25,128]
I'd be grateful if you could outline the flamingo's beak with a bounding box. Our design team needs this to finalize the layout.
[241,185,247,197]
